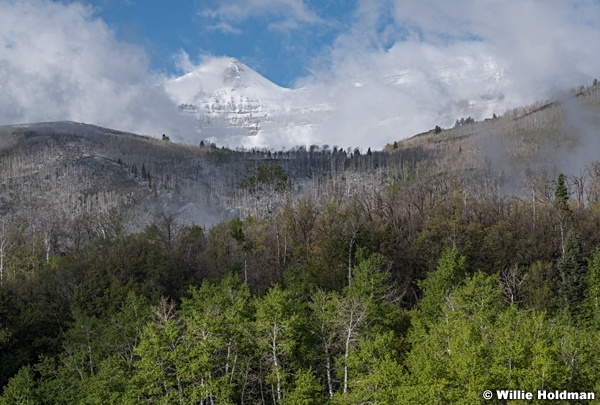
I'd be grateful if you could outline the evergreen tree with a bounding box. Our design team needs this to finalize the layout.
[284,368,322,405]
[558,231,586,318]
[582,249,600,329]
[555,172,571,214]
[416,248,466,326]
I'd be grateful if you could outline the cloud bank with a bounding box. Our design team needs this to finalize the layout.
[0,0,195,138]
[1,0,599,150]
[295,0,600,149]
[390,0,600,93]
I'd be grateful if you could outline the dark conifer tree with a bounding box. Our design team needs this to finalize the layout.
[555,173,570,214]
[558,231,586,318]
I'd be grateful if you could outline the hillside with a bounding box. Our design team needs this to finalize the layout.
[2,82,600,403]
[0,122,226,230]
[387,81,600,198]
[1,81,600,235]
[0,120,430,231]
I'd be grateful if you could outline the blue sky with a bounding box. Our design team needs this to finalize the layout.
[79,0,357,87]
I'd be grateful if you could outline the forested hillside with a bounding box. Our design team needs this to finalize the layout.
[1,82,600,403]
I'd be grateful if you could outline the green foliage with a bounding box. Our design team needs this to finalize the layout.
[582,249,600,329]
[62,308,105,379]
[132,298,185,403]
[0,365,37,405]
[78,355,133,404]
[254,284,307,402]
[417,248,466,326]
[284,368,322,405]
[521,260,560,313]
[103,291,152,370]
[7,146,600,403]
[179,274,251,403]
[558,231,586,318]
[241,163,290,194]
[407,272,503,401]
[404,270,600,403]
[334,331,403,404]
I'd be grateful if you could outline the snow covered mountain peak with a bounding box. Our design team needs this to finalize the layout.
[223,58,288,96]
[164,56,309,142]
[222,58,257,89]
[223,58,245,87]
[166,57,285,102]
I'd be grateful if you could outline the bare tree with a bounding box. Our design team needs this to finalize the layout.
[0,219,17,285]
[500,265,527,305]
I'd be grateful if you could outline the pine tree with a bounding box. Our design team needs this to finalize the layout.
[555,173,572,255]
[417,248,466,326]
[555,173,570,214]
[582,249,600,329]
[558,231,586,318]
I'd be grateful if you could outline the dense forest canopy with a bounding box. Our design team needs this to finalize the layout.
[0,82,600,403]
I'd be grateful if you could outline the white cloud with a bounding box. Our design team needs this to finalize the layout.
[206,22,243,35]
[0,0,195,138]
[294,0,600,148]
[170,0,600,150]
[199,0,324,31]
[391,0,600,92]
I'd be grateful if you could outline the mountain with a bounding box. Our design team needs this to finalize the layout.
[164,57,332,148]
[164,55,510,150]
